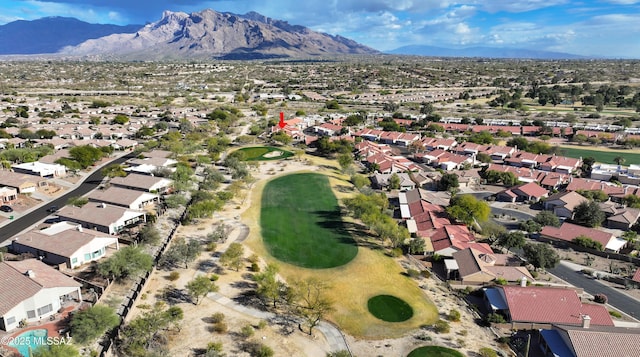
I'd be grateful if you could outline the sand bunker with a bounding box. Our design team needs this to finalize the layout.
[263,150,283,158]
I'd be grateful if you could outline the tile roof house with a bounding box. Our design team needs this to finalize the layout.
[11,222,119,269]
[539,324,640,357]
[0,171,42,193]
[496,182,549,203]
[428,224,490,257]
[88,186,159,210]
[0,259,82,331]
[448,247,532,285]
[56,203,146,235]
[606,207,640,230]
[544,191,590,219]
[540,222,627,253]
[370,172,415,191]
[109,173,173,194]
[484,286,614,329]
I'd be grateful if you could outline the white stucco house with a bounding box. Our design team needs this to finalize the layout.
[11,222,120,269]
[0,259,81,331]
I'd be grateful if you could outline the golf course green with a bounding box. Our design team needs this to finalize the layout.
[236,146,294,161]
[260,173,358,268]
[367,295,414,322]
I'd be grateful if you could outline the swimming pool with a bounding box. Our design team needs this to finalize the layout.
[7,329,48,357]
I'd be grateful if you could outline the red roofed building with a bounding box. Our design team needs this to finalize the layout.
[540,222,626,253]
[496,182,549,203]
[485,286,614,329]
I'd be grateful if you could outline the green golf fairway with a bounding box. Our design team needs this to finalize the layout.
[260,173,357,268]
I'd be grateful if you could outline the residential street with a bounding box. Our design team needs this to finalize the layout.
[549,261,640,320]
[0,152,136,245]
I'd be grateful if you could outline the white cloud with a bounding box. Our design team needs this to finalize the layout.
[478,0,569,13]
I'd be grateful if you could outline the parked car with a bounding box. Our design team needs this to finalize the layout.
[0,205,13,212]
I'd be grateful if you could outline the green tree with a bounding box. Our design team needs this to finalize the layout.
[337,153,354,173]
[613,156,626,166]
[622,194,640,208]
[350,174,370,189]
[220,243,244,271]
[388,173,401,190]
[254,263,286,308]
[523,243,559,270]
[497,231,526,252]
[446,194,491,226]
[67,145,105,168]
[97,246,153,281]
[291,277,333,335]
[66,196,88,207]
[534,210,560,227]
[69,305,120,344]
[438,173,459,192]
[102,164,127,178]
[137,223,161,245]
[186,275,219,304]
[113,114,130,125]
[271,131,293,145]
[32,344,80,357]
[119,302,184,357]
[572,201,605,227]
[160,237,202,269]
[572,235,604,251]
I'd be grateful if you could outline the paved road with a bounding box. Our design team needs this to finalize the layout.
[549,262,640,319]
[0,152,136,245]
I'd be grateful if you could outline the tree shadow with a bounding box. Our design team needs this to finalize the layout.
[157,286,191,305]
[196,259,216,272]
[267,314,298,336]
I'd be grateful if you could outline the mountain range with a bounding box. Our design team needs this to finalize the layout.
[0,10,377,60]
[0,10,588,60]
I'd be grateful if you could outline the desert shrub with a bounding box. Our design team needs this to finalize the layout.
[458,329,468,336]
[406,269,420,278]
[495,277,507,285]
[210,274,219,281]
[213,321,228,333]
[457,338,466,347]
[168,272,180,281]
[434,319,450,333]
[479,347,498,357]
[421,269,432,278]
[529,270,539,279]
[390,247,403,257]
[448,309,461,322]
[485,313,506,324]
[248,254,260,264]
[256,320,267,330]
[211,312,225,323]
[609,310,622,318]
[594,293,608,304]
[206,242,217,252]
[250,262,260,272]
[206,341,224,353]
[240,324,255,338]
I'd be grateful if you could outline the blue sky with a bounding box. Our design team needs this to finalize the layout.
[1,1,639,57]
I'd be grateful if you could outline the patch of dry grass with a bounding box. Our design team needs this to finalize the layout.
[243,156,439,338]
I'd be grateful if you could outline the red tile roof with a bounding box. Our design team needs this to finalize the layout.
[501,286,613,326]
[540,222,615,248]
